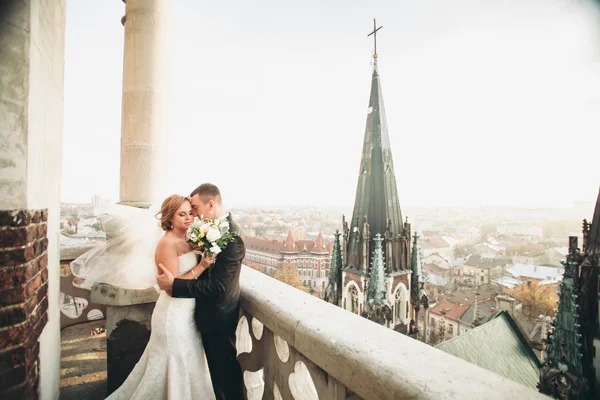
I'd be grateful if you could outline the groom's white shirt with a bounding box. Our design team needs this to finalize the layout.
[218,212,230,221]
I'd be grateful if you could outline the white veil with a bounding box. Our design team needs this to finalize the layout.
[70,203,165,290]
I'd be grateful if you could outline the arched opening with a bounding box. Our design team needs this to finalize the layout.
[393,283,409,324]
[349,285,359,314]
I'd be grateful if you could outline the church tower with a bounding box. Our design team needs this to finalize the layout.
[338,20,415,333]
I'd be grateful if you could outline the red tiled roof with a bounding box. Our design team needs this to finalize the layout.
[430,300,469,321]
[283,231,297,252]
[244,232,332,256]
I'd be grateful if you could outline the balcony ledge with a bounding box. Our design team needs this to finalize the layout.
[239,266,548,400]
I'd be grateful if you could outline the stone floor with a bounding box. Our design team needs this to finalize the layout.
[59,320,107,400]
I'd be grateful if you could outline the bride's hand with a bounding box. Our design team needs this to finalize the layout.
[199,253,217,269]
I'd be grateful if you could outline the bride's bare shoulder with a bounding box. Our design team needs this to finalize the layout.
[156,235,178,249]
[155,236,179,261]
[156,235,188,254]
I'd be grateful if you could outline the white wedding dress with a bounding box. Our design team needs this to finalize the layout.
[106,252,215,400]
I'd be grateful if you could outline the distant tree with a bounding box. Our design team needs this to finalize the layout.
[274,224,290,234]
[438,313,447,343]
[481,223,498,240]
[507,281,558,317]
[505,244,521,256]
[427,321,438,346]
[453,245,469,259]
[273,263,309,293]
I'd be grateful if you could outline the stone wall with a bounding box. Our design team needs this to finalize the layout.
[343,271,365,291]
[391,271,409,290]
[0,1,66,399]
[0,209,49,399]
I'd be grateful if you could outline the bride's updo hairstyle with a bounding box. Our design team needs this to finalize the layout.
[156,195,189,231]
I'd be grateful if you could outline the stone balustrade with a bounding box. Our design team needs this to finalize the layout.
[86,265,549,399]
[236,267,549,400]
[59,244,107,329]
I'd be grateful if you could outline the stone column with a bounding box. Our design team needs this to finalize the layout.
[91,284,158,395]
[99,1,172,394]
[119,0,171,208]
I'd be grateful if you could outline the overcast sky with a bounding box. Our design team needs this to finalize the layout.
[62,0,600,209]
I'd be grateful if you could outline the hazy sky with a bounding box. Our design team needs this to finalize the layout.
[62,0,600,208]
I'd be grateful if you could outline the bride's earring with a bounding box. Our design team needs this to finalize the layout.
[167,221,173,230]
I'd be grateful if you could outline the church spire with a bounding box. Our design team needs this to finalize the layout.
[345,21,405,274]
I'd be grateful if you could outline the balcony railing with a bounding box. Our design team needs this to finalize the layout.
[72,262,549,399]
[60,244,107,329]
[237,267,548,400]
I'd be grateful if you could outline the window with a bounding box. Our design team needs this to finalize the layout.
[448,324,453,334]
[430,317,435,326]
[480,276,484,282]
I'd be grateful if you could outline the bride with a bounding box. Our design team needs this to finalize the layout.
[72,195,216,399]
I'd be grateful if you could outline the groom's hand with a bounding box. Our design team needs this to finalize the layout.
[157,263,174,295]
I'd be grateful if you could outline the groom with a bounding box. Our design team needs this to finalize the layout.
[157,183,245,400]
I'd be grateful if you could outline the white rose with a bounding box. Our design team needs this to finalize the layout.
[200,223,211,231]
[219,221,230,233]
[206,227,222,242]
[210,244,222,255]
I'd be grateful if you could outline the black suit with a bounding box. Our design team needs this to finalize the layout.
[172,214,245,400]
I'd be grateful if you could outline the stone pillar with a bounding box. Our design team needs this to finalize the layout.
[0,1,66,399]
[119,0,171,207]
[91,284,158,395]
[423,308,429,344]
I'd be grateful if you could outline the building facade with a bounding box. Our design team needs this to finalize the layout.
[244,231,332,294]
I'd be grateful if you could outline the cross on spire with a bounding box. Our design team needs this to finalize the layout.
[367,18,383,59]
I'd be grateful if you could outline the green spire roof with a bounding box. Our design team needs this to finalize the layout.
[347,59,404,272]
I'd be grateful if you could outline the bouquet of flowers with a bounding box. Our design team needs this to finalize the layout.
[187,217,236,275]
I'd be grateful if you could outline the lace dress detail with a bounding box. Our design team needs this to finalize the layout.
[106,252,215,400]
